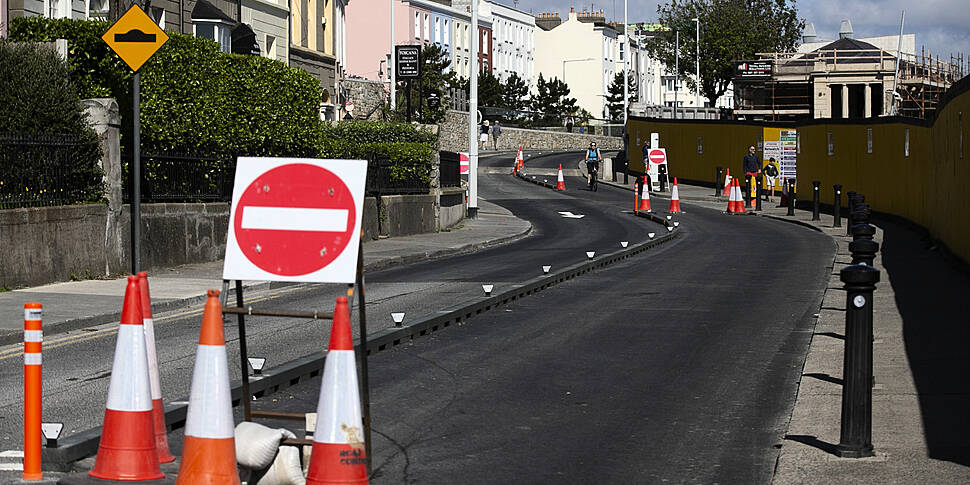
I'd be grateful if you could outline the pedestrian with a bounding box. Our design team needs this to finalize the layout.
[492,121,502,150]
[763,158,779,202]
[480,120,490,150]
[743,145,761,202]
[566,117,574,133]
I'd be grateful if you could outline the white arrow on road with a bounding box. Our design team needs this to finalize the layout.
[558,211,585,219]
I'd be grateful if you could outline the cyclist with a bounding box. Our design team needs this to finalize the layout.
[585,142,602,190]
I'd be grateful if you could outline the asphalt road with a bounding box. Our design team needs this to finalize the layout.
[0,150,834,484]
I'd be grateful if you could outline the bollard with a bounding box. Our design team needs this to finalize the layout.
[635,176,644,214]
[744,175,752,209]
[24,303,43,481]
[812,181,821,221]
[836,264,880,458]
[754,174,762,212]
[833,184,842,227]
[850,237,880,266]
[786,179,795,216]
[846,191,857,235]
[715,166,723,196]
[851,223,876,242]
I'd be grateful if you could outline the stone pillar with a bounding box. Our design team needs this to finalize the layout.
[864,84,872,118]
[81,98,125,276]
[842,84,850,119]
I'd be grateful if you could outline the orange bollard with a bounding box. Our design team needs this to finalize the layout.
[23,303,42,481]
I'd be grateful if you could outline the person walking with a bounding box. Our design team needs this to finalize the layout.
[492,121,502,150]
[480,120,490,150]
[743,145,761,204]
[763,158,780,202]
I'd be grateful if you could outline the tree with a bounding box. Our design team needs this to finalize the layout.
[531,73,577,126]
[606,72,638,121]
[395,44,456,123]
[501,72,529,112]
[647,0,803,107]
[477,70,503,108]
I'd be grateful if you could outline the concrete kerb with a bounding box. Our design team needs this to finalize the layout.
[41,220,680,472]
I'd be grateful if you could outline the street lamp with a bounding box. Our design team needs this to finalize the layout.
[389,0,395,110]
[693,17,700,108]
[623,0,628,124]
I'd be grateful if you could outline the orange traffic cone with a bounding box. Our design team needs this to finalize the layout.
[668,178,682,213]
[89,276,165,481]
[176,290,239,485]
[726,179,737,213]
[306,297,368,485]
[516,147,524,171]
[137,273,176,464]
[556,164,566,190]
[638,177,652,212]
[735,179,747,213]
[722,168,733,197]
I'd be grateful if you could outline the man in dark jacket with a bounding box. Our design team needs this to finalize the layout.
[742,145,761,204]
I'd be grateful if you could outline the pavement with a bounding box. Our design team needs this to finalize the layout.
[0,198,532,345]
[586,172,970,484]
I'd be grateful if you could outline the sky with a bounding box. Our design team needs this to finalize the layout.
[503,0,970,67]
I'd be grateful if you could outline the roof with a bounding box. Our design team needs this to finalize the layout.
[191,0,236,23]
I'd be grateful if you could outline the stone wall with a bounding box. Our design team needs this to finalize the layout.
[343,78,387,120]
[438,110,624,152]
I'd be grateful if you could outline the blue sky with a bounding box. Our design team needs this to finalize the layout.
[505,0,970,66]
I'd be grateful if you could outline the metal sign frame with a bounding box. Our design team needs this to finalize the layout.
[395,45,421,79]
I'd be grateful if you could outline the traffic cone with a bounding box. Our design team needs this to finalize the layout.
[89,276,165,481]
[176,289,239,485]
[726,179,737,213]
[516,147,524,171]
[638,177,651,212]
[137,273,176,464]
[722,169,733,197]
[306,297,368,485]
[668,178,682,213]
[556,164,566,190]
[735,179,747,213]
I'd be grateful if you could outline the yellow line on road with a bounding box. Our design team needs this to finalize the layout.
[0,286,306,361]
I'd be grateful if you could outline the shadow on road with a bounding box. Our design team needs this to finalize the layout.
[785,434,839,455]
[879,218,970,466]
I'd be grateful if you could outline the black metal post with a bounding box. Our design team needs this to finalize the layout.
[786,179,795,216]
[406,80,411,123]
[744,174,752,209]
[850,232,879,266]
[833,184,842,227]
[715,166,723,196]
[836,264,880,458]
[846,191,857,236]
[131,72,141,275]
[235,280,252,421]
[812,181,821,221]
[353,241,373,476]
[635,176,644,214]
[755,174,763,211]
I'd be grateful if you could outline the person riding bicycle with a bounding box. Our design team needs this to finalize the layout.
[585,142,602,187]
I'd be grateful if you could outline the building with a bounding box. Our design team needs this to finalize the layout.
[534,8,618,120]
[733,20,963,121]
[288,0,346,116]
[485,0,534,86]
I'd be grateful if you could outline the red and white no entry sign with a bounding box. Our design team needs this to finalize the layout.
[223,158,367,283]
[648,148,667,164]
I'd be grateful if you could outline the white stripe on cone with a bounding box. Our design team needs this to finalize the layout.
[312,350,363,445]
[143,318,162,401]
[105,324,153,412]
[184,345,234,439]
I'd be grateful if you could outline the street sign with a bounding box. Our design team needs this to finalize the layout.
[223,158,367,283]
[459,152,469,175]
[395,45,421,78]
[102,4,169,72]
[648,148,667,164]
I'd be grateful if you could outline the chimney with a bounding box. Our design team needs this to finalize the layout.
[802,22,817,43]
[537,12,562,31]
[839,19,853,40]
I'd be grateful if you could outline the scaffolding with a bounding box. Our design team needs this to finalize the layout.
[896,49,966,119]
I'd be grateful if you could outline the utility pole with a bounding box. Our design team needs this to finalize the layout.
[622,0,628,124]
[890,10,905,116]
[674,30,678,119]
[468,0,479,218]
[390,0,396,110]
[694,18,700,108]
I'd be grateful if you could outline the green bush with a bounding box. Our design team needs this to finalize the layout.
[0,39,104,205]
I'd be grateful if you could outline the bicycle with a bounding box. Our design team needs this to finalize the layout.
[587,161,598,191]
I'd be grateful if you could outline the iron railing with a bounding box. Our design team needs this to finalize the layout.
[439,151,461,188]
[365,152,432,196]
[0,133,103,209]
[122,151,235,203]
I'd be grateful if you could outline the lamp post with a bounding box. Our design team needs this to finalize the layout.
[674,29,678,119]
[623,0,628,124]
[389,0,395,110]
[693,17,700,108]
[468,0,478,218]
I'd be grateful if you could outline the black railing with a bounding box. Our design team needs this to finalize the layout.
[122,151,236,203]
[365,153,432,195]
[439,151,461,188]
[0,133,102,209]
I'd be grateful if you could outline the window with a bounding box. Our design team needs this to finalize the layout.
[265,34,276,58]
[149,6,165,28]
[444,20,449,45]
[424,14,429,42]
[87,0,109,18]
[195,22,232,53]
[47,0,70,18]
[414,12,420,39]
[434,18,440,44]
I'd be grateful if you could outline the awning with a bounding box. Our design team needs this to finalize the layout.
[191,0,236,23]
[231,23,261,56]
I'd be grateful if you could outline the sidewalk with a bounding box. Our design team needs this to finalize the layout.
[0,199,531,345]
[592,174,970,483]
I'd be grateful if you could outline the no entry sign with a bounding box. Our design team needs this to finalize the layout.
[648,148,667,164]
[223,158,367,283]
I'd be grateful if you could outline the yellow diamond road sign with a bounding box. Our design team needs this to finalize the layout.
[102,4,169,72]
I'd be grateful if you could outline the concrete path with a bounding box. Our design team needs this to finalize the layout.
[0,199,531,345]
[591,174,970,484]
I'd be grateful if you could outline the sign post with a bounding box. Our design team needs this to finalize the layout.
[102,4,169,274]
[646,148,668,191]
[395,45,421,123]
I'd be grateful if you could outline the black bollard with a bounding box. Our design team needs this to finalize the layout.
[635,176,644,215]
[715,166,723,196]
[850,237,880,266]
[851,223,876,242]
[744,174,752,210]
[812,181,821,221]
[836,264,880,458]
[847,193,864,236]
[786,179,795,216]
[756,174,763,211]
[833,184,843,227]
